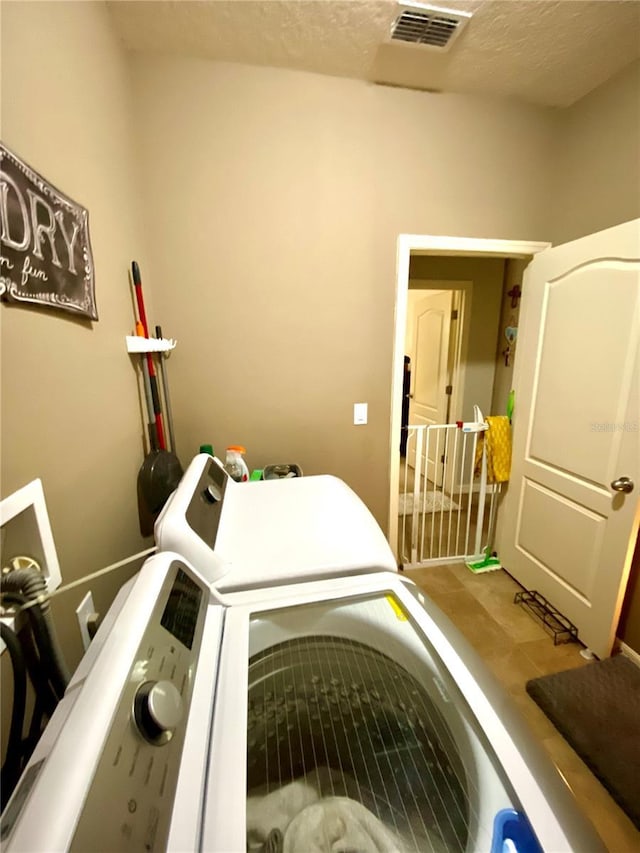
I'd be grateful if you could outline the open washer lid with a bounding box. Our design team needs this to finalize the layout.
[203,573,604,853]
[155,453,397,590]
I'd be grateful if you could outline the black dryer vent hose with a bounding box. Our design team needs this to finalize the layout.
[1,568,70,700]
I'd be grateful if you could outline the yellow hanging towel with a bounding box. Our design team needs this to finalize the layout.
[475,415,512,483]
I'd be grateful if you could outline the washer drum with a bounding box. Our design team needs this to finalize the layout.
[246,636,470,852]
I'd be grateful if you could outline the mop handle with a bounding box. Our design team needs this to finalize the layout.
[136,322,157,452]
[131,261,150,336]
[131,261,166,451]
[156,325,176,454]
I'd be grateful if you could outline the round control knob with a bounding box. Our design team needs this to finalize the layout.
[203,484,220,504]
[134,680,183,745]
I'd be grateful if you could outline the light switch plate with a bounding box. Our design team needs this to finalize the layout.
[353,403,368,425]
[76,591,96,652]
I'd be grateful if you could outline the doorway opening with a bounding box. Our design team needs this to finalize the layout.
[402,284,469,465]
[389,235,550,565]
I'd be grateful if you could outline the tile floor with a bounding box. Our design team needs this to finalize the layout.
[404,562,640,852]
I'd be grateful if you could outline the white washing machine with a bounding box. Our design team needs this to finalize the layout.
[1,551,604,852]
[154,453,398,589]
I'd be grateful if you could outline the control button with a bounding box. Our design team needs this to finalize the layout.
[144,806,160,851]
[134,681,183,745]
[160,763,169,797]
[129,744,141,777]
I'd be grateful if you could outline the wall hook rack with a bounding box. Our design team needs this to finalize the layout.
[125,336,177,354]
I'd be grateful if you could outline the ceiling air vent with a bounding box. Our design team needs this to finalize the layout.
[389,2,472,51]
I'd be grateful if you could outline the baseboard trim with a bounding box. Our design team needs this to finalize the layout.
[617,639,640,668]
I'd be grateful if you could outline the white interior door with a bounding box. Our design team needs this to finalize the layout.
[498,219,640,659]
[407,290,453,484]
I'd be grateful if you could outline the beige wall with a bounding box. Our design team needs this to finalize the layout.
[129,56,554,527]
[409,257,505,422]
[491,258,529,417]
[550,59,640,246]
[1,1,152,678]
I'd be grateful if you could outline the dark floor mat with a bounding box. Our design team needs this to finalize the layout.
[526,654,640,830]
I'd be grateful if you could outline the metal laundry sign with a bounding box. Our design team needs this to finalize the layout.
[0,142,97,320]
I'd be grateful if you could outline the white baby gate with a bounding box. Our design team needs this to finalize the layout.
[398,413,500,568]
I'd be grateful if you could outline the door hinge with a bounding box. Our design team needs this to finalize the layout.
[445,385,453,395]
[451,309,458,320]
[441,454,446,464]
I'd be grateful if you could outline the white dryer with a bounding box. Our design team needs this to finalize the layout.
[154,453,397,589]
[1,552,604,852]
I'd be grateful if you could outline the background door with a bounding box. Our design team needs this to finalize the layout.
[498,219,640,659]
[407,290,453,484]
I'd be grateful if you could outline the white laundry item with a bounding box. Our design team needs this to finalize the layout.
[246,775,445,853]
[246,767,359,848]
[282,796,408,853]
[246,781,320,850]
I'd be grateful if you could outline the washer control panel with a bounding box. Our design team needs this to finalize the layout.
[185,456,228,548]
[69,563,207,852]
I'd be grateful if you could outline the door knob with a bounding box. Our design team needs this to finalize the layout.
[611,477,634,494]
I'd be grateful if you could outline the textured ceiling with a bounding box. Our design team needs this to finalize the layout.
[108,0,640,107]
